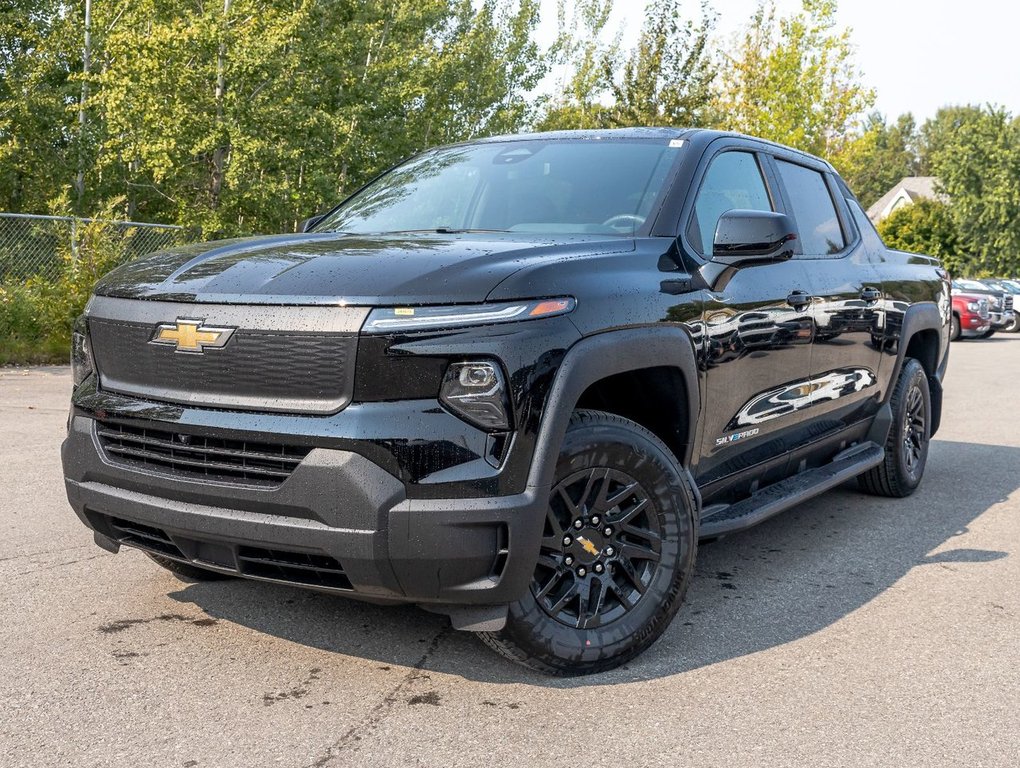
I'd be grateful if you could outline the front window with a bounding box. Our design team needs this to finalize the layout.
[315,139,680,236]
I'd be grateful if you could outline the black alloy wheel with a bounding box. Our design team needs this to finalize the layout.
[479,410,697,676]
[533,467,662,630]
[901,381,927,476]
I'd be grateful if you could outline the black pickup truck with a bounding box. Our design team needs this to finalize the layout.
[62,128,951,675]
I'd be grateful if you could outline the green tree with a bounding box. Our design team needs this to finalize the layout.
[537,0,619,130]
[606,0,716,127]
[877,198,965,276]
[0,0,82,214]
[539,0,716,130]
[1,0,545,235]
[921,105,1020,276]
[832,112,920,208]
[714,0,874,157]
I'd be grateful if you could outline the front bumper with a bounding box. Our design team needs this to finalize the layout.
[992,310,1015,330]
[62,414,545,606]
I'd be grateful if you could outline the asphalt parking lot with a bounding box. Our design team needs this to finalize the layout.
[2,336,1018,768]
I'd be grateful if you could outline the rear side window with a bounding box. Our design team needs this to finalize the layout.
[775,160,846,255]
[688,151,773,255]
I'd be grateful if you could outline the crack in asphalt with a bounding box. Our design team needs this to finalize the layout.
[16,552,108,576]
[0,543,91,564]
[303,628,450,767]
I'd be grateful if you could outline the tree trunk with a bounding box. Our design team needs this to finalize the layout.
[75,0,92,214]
[210,0,233,210]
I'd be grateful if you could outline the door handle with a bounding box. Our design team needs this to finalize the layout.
[860,287,882,303]
[786,291,812,310]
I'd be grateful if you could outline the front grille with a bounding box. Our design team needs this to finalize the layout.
[96,421,311,487]
[237,546,352,590]
[86,297,369,414]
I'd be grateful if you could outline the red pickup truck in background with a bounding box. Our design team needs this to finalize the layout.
[950,292,992,340]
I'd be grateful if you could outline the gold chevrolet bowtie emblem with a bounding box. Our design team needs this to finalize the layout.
[577,536,599,557]
[150,319,235,353]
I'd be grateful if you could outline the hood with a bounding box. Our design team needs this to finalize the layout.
[93,232,634,305]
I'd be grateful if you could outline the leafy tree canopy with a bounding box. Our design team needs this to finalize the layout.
[877,198,965,277]
[832,111,920,209]
[714,0,874,156]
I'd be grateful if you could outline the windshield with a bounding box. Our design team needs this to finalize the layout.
[315,139,680,236]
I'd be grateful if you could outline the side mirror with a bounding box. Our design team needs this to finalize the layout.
[300,214,326,233]
[712,210,797,266]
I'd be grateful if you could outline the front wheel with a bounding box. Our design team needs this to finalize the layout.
[950,315,961,341]
[479,410,697,675]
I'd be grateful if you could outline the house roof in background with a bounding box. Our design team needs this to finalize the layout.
[867,176,943,222]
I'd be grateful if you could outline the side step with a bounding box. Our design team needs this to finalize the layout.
[699,442,885,539]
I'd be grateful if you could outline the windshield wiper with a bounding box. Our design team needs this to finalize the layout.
[388,228,511,235]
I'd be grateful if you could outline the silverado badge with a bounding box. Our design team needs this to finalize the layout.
[150,319,235,353]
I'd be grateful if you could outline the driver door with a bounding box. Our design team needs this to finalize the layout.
[689,147,815,501]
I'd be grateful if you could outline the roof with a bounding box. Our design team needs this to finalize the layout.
[867,177,942,222]
[471,128,833,168]
[476,127,691,143]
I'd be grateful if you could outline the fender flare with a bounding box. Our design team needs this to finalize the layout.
[525,326,702,495]
[869,301,947,443]
[890,301,945,386]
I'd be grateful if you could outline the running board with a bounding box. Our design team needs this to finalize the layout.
[698,442,885,539]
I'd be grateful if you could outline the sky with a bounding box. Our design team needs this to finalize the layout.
[534,0,1020,122]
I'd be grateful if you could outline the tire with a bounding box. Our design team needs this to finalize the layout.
[479,409,697,675]
[1004,314,1020,333]
[145,552,235,582]
[858,358,931,498]
[950,314,961,341]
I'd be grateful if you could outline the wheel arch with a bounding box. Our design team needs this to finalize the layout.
[887,301,947,437]
[526,326,701,495]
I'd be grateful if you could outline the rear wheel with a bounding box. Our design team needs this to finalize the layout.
[859,358,931,498]
[145,553,235,583]
[479,410,697,675]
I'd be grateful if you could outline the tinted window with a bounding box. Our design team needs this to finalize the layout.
[316,140,679,236]
[775,160,845,255]
[689,151,772,255]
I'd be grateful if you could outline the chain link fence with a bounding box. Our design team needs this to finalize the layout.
[0,213,192,284]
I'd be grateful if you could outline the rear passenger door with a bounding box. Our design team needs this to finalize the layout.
[769,156,885,436]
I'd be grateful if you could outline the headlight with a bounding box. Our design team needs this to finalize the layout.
[440,361,511,430]
[966,301,980,312]
[362,298,575,334]
[71,315,94,387]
